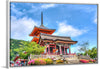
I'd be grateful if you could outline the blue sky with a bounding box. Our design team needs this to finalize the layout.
[10,3,97,53]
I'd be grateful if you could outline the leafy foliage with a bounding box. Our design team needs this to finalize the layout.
[84,47,97,59]
[10,39,26,61]
[56,59,64,63]
[10,39,46,61]
[14,41,46,59]
[45,58,53,64]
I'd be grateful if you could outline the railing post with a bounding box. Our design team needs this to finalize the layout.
[69,46,71,54]
[59,45,62,55]
[64,46,65,55]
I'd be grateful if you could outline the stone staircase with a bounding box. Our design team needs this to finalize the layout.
[64,55,80,64]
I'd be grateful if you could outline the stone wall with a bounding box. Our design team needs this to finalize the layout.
[78,55,90,60]
[30,54,77,60]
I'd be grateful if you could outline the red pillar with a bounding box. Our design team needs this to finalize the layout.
[48,45,50,54]
[66,48,67,55]
[61,47,62,54]
[64,46,65,55]
[55,45,56,55]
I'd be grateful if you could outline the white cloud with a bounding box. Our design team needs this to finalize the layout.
[41,4,56,9]
[94,18,97,24]
[53,21,87,37]
[11,4,15,8]
[11,4,24,17]
[69,5,96,13]
[27,4,56,13]
[93,13,97,24]
[11,3,57,17]
[11,16,38,41]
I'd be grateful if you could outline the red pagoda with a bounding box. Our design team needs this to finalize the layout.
[29,12,77,55]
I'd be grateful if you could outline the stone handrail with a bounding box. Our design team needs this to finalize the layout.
[30,54,77,60]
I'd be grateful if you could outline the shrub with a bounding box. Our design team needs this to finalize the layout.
[34,58,46,65]
[45,58,53,64]
[89,59,96,62]
[34,59,40,65]
[56,59,64,63]
[66,60,68,63]
[29,58,53,65]
[28,60,35,65]
[39,60,46,65]
[89,62,93,63]
[80,59,89,63]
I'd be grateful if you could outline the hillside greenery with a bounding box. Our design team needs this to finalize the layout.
[10,39,46,61]
[10,39,27,61]
[14,41,46,59]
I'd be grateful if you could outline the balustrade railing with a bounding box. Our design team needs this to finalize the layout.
[30,54,76,60]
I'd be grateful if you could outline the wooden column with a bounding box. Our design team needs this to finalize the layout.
[66,48,67,55]
[59,45,62,55]
[64,46,65,55]
[46,45,48,54]
[69,46,71,54]
[55,45,57,55]
[48,45,50,54]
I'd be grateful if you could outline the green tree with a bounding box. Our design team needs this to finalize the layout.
[10,49,15,61]
[78,41,89,54]
[14,41,46,59]
[10,39,22,60]
[85,47,97,59]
